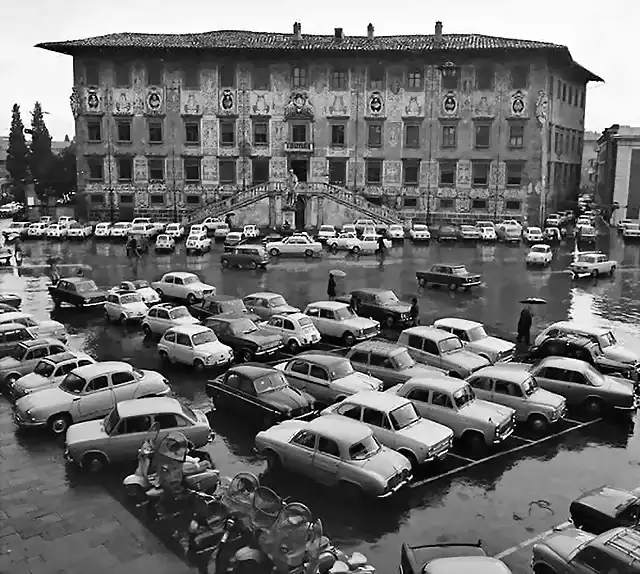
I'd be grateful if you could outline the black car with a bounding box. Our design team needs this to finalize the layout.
[190,294,261,322]
[400,542,497,574]
[416,264,482,291]
[204,316,284,362]
[433,224,458,241]
[336,288,413,329]
[206,364,316,427]
[570,486,640,534]
[48,278,108,309]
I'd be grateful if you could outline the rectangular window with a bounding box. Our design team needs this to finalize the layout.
[403,197,418,208]
[219,64,236,88]
[148,158,164,182]
[150,194,164,205]
[117,157,132,182]
[220,120,236,146]
[116,120,131,143]
[329,159,347,185]
[330,69,348,90]
[505,200,521,210]
[219,159,236,184]
[186,195,200,205]
[368,67,384,91]
[562,83,567,101]
[439,198,455,209]
[86,119,102,143]
[472,161,490,186]
[557,80,562,100]
[509,123,524,148]
[85,61,100,86]
[511,65,529,89]
[291,124,307,142]
[568,86,573,106]
[565,131,570,154]
[472,199,488,210]
[331,124,345,147]
[404,124,420,148]
[253,122,268,146]
[148,119,163,143]
[442,70,459,91]
[184,157,201,183]
[365,159,382,184]
[252,159,269,184]
[184,64,200,89]
[403,159,420,186]
[558,130,564,154]
[367,123,383,147]
[147,60,163,86]
[292,67,307,88]
[580,90,585,108]
[252,67,270,90]
[441,124,457,148]
[90,194,104,204]
[506,162,525,186]
[475,124,491,149]
[476,66,494,91]
[439,160,456,186]
[114,62,130,88]
[87,157,104,181]
[185,120,200,144]
[407,69,422,89]
[119,194,133,204]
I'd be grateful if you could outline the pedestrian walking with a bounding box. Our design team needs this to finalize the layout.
[350,293,359,314]
[516,304,533,346]
[327,273,336,300]
[409,297,420,326]
[376,235,386,257]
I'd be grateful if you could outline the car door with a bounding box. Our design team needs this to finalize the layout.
[312,436,341,486]
[403,387,432,418]
[172,276,185,299]
[368,351,393,382]
[306,364,333,405]
[534,366,574,401]
[362,407,396,449]
[174,332,193,364]
[105,294,118,319]
[491,379,524,417]
[268,316,284,337]
[284,429,317,471]
[347,350,370,376]
[356,293,374,319]
[236,374,264,417]
[284,359,311,392]
[428,391,458,430]
[153,308,172,334]
[110,370,140,402]
[161,330,177,359]
[467,376,493,402]
[107,414,154,462]
[161,275,176,298]
[75,375,114,420]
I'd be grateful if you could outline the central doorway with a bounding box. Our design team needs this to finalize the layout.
[289,159,308,182]
[294,196,306,230]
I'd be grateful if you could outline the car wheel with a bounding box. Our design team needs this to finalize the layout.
[159,350,171,364]
[249,260,258,270]
[142,324,152,337]
[187,293,197,305]
[342,332,356,347]
[241,348,254,363]
[82,452,108,472]
[264,449,281,472]
[119,314,127,325]
[583,397,604,417]
[528,414,549,434]
[221,258,229,268]
[5,373,19,386]
[418,278,427,287]
[287,339,300,354]
[398,449,419,471]
[48,413,71,435]
[591,270,598,278]
[304,249,314,257]
[384,315,395,329]
[193,359,205,372]
[270,248,280,257]
[351,245,361,254]
[462,430,486,453]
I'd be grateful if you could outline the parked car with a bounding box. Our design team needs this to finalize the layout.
[0,324,36,358]
[526,244,553,266]
[617,218,634,232]
[224,231,244,246]
[400,541,512,574]
[151,272,216,304]
[0,338,68,387]
[387,224,405,240]
[164,223,185,239]
[336,288,413,329]
[46,224,67,239]
[204,316,284,362]
[262,313,321,352]
[497,219,522,234]
[109,221,132,239]
[478,226,498,241]
[186,232,212,254]
[398,327,490,378]
[434,225,457,241]
[542,227,562,244]
[416,264,482,291]
[256,416,412,498]
[346,341,446,389]
[432,318,515,363]
[327,232,362,253]
[131,217,152,226]
[27,222,48,238]
[458,225,481,241]
[623,223,640,241]
[141,303,199,336]
[190,294,260,322]
[275,352,381,406]
[48,277,108,309]
[304,301,380,346]
[129,222,156,239]
[317,225,337,242]
[221,244,270,270]
[201,217,222,232]
[409,224,431,242]
[157,325,234,370]
[207,364,315,426]
[388,377,516,449]
[0,312,67,343]
[113,279,161,306]
[0,293,21,309]
[13,361,170,435]
[523,226,544,244]
[8,351,95,400]
[577,225,597,244]
[67,222,93,240]
[353,219,376,234]
[569,486,640,535]
[476,220,495,229]
[569,252,616,279]
[213,223,231,239]
[94,222,112,239]
[243,225,260,239]
[154,234,176,253]
[576,215,592,228]
[2,221,30,241]
[243,292,299,321]
[65,397,212,472]
[267,235,323,257]
[104,290,149,323]
[497,225,522,243]
[544,214,562,227]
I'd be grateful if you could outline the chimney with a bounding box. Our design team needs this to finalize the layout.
[334,28,344,40]
[435,21,443,43]
[367,23,374,40]
[293,22,302,41]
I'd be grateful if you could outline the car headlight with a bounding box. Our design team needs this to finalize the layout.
[193,290,203,297]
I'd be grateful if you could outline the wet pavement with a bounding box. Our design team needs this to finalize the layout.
[4,228,640,573]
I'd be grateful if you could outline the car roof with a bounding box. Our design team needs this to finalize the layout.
[344,390,409,410]
[42,351,90,364]
[546,333,595,347]
[228,363,277,378]
[306,300,348,310]
[152,302,182,310]
[116,397,182,418]
[434,318,481,330]
[0,311,31,320]
[352,288,395,295]
[163,271,197,278]
[271,312,307,322]
[547,321,610,336]
[403,326,454,342]
[205,294,242,302]
[166,324,210,335]
[537,356,591,370]
[307,416,371,443]
[19,337,62,348]
[472,365,531,383]
[65,277,95,284]
[245,292,282,300]
[0,322,29,332]
[405,376,467,393]
[351,340,405,354]
[73,361,133,377]
[425,556,511,574]
[291,351,347,367]
[435,263,466,269]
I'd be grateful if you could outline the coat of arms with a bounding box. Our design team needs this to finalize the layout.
[369,92,383,115]
[442,92,458,115]
[221,90,234,111]
[511,90,525,116]
[87,89,100,110]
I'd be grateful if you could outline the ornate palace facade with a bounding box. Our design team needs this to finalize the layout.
[38,22,601,223]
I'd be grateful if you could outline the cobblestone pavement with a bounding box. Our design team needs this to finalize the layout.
[0,400,195,574]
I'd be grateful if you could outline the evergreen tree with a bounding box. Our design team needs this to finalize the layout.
[5,104,30,203]
[29,101,54,202]
[48,143,77,200]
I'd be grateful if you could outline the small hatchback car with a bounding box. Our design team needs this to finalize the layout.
[157,325,234,370]
[142,303,199,336]
[105,290,148,323]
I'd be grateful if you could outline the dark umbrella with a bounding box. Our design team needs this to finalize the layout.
[519,297,547,305]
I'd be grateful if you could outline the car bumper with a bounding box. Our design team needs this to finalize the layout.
[254,346,284,358]
[355,329,380,341]
[206,356,234,368]
[81,300,106,307]
[492,425,515,444]
[13,411,46,428]
[378,473,413,498]
[462,280,482,288]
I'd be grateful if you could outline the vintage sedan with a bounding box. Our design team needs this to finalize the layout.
[13,361,170,435]
[243,292,300,321]
[205,316,283,362]
[467,365,566,432]
[0,312,68,343]
[2,221,29,241]
[478,226,498,241]
[432,318,515,363]
[0,338,68,387]
[577,225,597,244]
[94,222,112,239]
[389,377,516,450]
[185,232,212,254]
[206,364,315,427]
[190,294,260,322]
[151,272,216,304]
[523,226,544,244]
[141,303,199,336]
[317,225,337,242]
[353,219,376,234]
[154,234,176,253]
[0,324,36,358]
[400,542,512,574]
[0,293,21,309]
[416,264,482,291]
[109,221,132,239]
[409,224,431,242]
[263,313,321,352]
[27,222,48,238]
[336,288,413,329]
[267,235,323,258]
[304,301,380,346]
[387,224,405,240]
[569,252,616,278]
[497,225,522,243]
[157,325,234,370]
[221,245,270,270]
[321,391,454,468]
[104,290,148,323]
[48,277,108,309]
[497,219,523,234]
[526,244,553,266]
[113,279,160,306]
[434,224,457,241]
[569,486,640,534]
[255,416,412,498]
[66,222,93,240]
[64,398,212,471]
[164,223,186,239]
[458,225,481,241]
[46,223,68,239]
[224,231,244,246]
[275,352,381,406]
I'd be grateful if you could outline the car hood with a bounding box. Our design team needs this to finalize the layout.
[38,319,67,332]
[176,316,200,326]
[573,487,633,517]
[604,344,640,364]
[535,528,594,560]
[196,342,233,355]
[398,419,453,445]
[335,372,382,392]
[66,418,108,446]
[442,349,490,370]
[123,302,148,314]
[273,304,300,314]
[529,388,566,409]
[259,386,313,411]
[359,448,412,480]
[139,288,160,300]
[462,399,513,423]
[191,282,215,292]
[0,356,20,370]
[344,317,379,330]
[244,330,282,347]
[78,290,107,299]
[471,337,515,354]
[401,364,447,378]
[12,372,50,392]
[384,303,412,314]
[15,386,71,412]
[603,375,635,396]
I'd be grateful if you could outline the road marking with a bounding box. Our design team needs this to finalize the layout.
[447,453,476,463]
[513,435,534,443]
[493,520,571,560]
[564,418,587,425]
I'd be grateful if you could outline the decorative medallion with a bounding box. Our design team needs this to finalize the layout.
[369,91,383,115]
[511,90,526,116]
[252,94,270,115]
[535,91,548,127]
[87,89,100,110]
[70,88,80,119]
[184,94,201,115]
[114,91,133,114]
[442,91,458,115]
[284,92,314,121]
[147,88,162,112]
[404,96,422,117]
[328,94,347,116]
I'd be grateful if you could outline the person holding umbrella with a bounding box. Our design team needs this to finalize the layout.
[327,272,337,300]
[517,297,546,346]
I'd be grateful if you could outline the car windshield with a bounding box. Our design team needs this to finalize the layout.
[104,408,121,434]
[114,223,129,229]
[522,377,539,396]
[320,226,334,232]
[181,403,197,422]
[392,350,415,369]
[254,372,288,393]
[453,385,476,408]
[231,319,259,335]
[220,300,245,313]
[581,226,595,234]
[467,326,487,341]
[170,308,190,319]
[375,291,400,304]
[389,403,421,430]
[585,365,605,386]
[69,223,81,229]
[120,293,142,304]
[531,246,547,253]
[577,255,594,263]
[34,360,55,377]
[439,337,463,353]
[183,276,199,285]
[10,344,27,360]
[268,296,287,308]
[451,267,467,276]
[75,280,98,292]
[133,280,149,289]
[598,331,617,348]
[192,330,217,345]
[334,307,356,320]
[349,435,381,460]
[157,235,170,241]
[413,225,427,231]
[59,373,86,394]
[329,360,355,379]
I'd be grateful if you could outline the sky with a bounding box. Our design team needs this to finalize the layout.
[0,0,635,141]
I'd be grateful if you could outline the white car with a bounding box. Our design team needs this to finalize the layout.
[0,311,67,342]
[497,219,522,234]
[617,219,634,232]
[213,223,231,239]
[409,225,431,242]
[623,223,640,240]
[362,225,378,237]
[243,225,260,238]
[387,224,405,240]
[267,235,323,257]
[185,232,212,254]
[304,301,380,346]
[476,220,495,229]
[569,252,616,278]
[57,217,76,230]
[224,231,243,245]
[151,222,166,234]
[67,222,93,240]
[131,217,152,226]
[526,244,553,266]
[141,303,199,336]
[105,290,149,323]
[328,232,362,253]
[544,214,562,227]
[202,217,223,231]
[576,216,591,228]
[27,222,48,238]
[151,272,216,304]
[46,224,67,239]
[523,227,544,243]
[110,222,132,238]
[164,223,185,239]
[262,312,322,352]
[478,226,497,241]
[354,219,376,232]
[317,225,337,241]
[342,224,357,235]
[130,223,155,238]
[361,234,392,252]
[189,224,207,236]
[2,221,29,241]
[112,280,161,306]
[158,324,233,370]
[432,318,515,363]
[154,234,176,252]
[94,222,112,238]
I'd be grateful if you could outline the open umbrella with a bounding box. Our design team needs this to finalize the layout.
[519,297,547,305]
[329,270,346,277]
